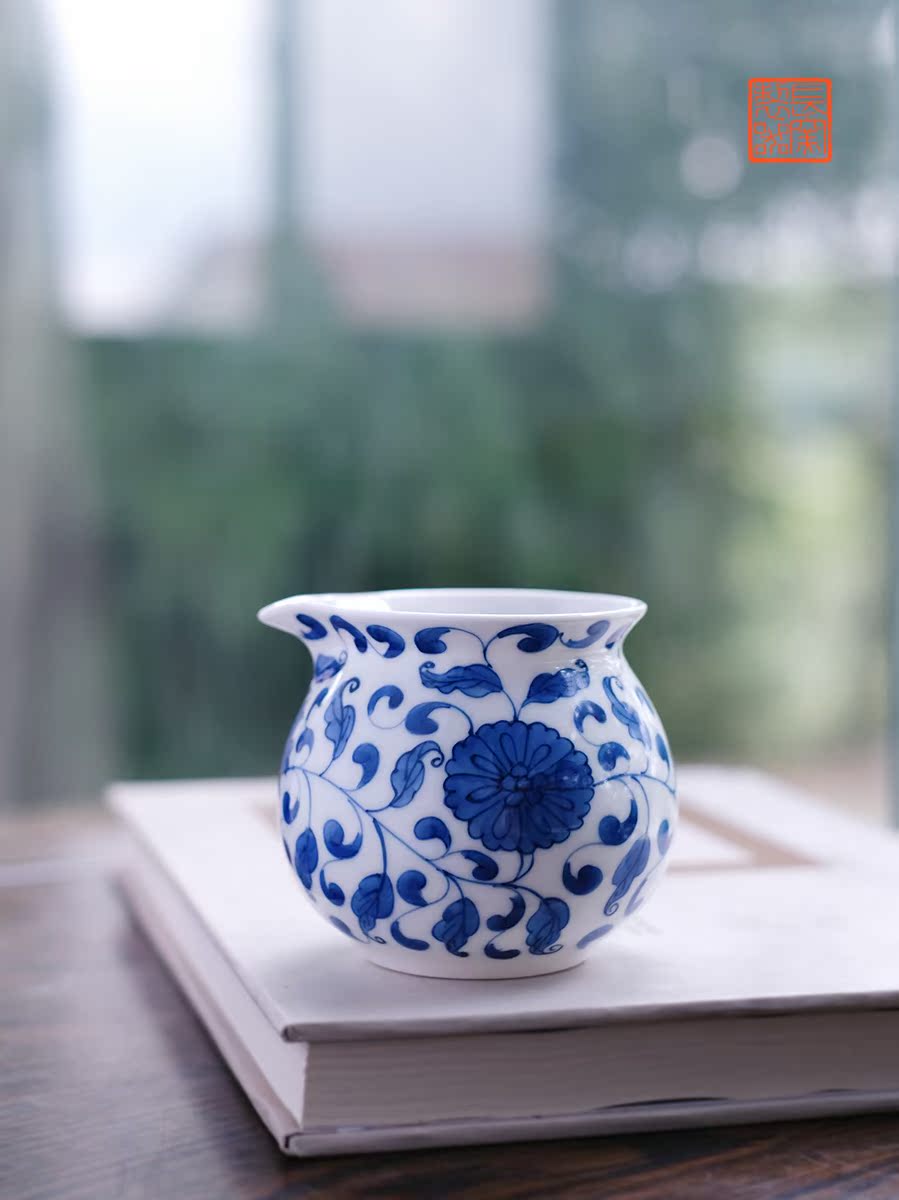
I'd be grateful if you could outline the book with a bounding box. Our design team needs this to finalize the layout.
[108,767,899,1156]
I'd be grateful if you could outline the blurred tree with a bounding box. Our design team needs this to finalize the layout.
[75,0,889,785]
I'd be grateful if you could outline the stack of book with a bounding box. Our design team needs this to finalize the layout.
[109,766,899,1157]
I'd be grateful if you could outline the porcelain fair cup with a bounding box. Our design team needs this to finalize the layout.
[258,588,677,979]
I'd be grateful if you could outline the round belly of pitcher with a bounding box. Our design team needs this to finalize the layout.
[264,590,678,980]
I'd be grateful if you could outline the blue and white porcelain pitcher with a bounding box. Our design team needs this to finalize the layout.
[258,589,677,979]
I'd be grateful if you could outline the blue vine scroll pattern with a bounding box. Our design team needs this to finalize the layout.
[280,615,676,960]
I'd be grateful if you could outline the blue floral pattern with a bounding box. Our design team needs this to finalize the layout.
[274,608,677,966]
[444,720,595,854]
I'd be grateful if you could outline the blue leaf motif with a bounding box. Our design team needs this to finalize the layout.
[414,626,452,654]
[329,917,356,940]
[294,829,318,889]
[574,700,607,735]
[323,818,362,860]
[562,861,603,895]
[597,741,629,771]
[486,892,526,932]
[318,869,345,906]
[419,661,502,698]
[367,624,405,658]
[637,687,657,714]
[525,659,589,705]
[367,684,404,719]
[396,869,428,907]
[330,615,367,652]
[405,701,455,734]
[282,790,299,825]
[485,944,520,960]
[295,613,327,640]
[599,796,639,846]
[350,873,394,934]
[324,679,358,760]
[459,850,498,881]
[561,619,610,649]
[351,742,379,787]
[602,676,647,746]
[526,897,570,955]
[656,733,670,765]
[432,897,479,956]
[413,815,452,851]
[577,923,614,950]
[389,741,444,808]
[313,652,345,681]
[626,876,651,915]
[294,727,315,760]
[281,724,297,774]
[309,687,328,711]
[389,919,429,951]
[658,818,672,856]
[604,835,651,915]
[497,623,560,653]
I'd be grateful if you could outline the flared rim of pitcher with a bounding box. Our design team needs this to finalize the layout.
[258,587,647,628]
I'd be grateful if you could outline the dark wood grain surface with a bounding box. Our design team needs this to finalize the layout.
[3,808,899,1200]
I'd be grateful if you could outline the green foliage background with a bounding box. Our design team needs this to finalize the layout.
[75,0,890,783]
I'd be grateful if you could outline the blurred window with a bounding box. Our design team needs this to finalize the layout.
[1,0,893,817]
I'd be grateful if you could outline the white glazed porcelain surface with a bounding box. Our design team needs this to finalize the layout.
[258,589,677,979]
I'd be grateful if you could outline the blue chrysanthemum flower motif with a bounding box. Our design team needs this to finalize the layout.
[444,720,595,854]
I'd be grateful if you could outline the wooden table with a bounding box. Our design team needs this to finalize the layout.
[4,807,899,1200]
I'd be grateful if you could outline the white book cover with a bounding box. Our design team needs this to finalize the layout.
[109,767,899,1155]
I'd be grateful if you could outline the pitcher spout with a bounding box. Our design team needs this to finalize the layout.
[258,595,358,684]
[257,597,317,640]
